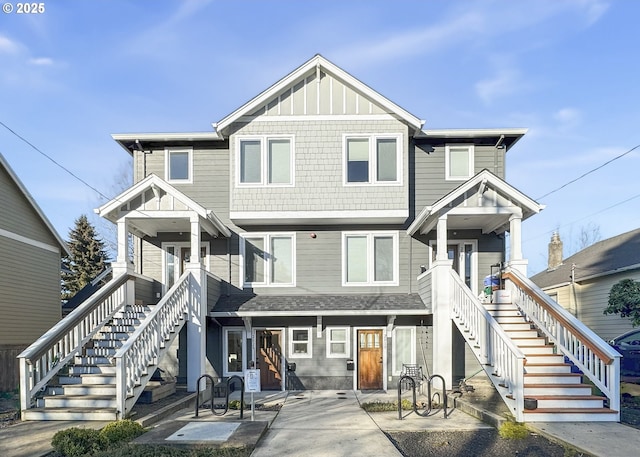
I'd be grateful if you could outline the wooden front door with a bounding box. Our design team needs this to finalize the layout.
[358,329,383,390]
[256,330,282,390]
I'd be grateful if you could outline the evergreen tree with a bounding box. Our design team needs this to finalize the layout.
[62,215,110,301]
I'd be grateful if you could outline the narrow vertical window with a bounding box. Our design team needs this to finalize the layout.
[393,327,415,375]
[271,236,293,284]
[376,138,397,181]
[374,236,394,282]
[268,139,291,184]
[244,237,265,283]
[346,138,369,182]
[346,235,367,283]
[240,140,262,183]
[224,328,245,375]
[166,149,192,182]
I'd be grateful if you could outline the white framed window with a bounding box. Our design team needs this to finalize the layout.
[342,231,399,286]
[445,144,474,180]
[326,326,350,358]
[392,327,416,375]
[343,134,402,185]
[240,233,295,287]
[162,242,209,292]
[223,328,246,376]
[237,135,294,186]
[165,148,193,183]
[289,327,312,358]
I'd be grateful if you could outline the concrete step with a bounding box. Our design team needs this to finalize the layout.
[43,395,116,409]
[524,383,593,396]
[523,408,618,422]
[524,373,583,385]
[22,407,118,421]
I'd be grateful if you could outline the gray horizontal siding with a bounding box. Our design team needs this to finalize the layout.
[0,238,61,346]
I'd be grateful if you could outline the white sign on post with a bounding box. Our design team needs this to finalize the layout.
[245,369,261,392]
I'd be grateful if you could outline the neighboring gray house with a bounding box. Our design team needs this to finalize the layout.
[531,229,640,341]
[20,55,621,423]
[0,153,68,391]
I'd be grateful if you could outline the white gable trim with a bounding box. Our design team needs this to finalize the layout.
[214,55,423,134]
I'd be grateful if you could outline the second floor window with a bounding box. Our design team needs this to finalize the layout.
[445,144,474,180]
[166,148,192,183]
[344,134,401,185]
[343,231,399,286]
[241,233,295,287]
[238,136,293,186]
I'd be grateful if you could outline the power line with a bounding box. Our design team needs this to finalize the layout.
[536,143,640,200]
[0,120,111,201]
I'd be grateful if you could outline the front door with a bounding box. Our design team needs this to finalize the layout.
[255,330,283,390]
[358,329,383,390]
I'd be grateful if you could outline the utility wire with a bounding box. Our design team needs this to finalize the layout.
[0,120,111,201]
[536,143,640,200]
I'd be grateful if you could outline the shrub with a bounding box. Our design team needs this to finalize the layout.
[228,400,246,410]
[498,421,529,440]
[100,419,145,444]
[51,427,104,457]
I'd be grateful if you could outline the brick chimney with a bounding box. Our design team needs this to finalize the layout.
[548,232,563,270]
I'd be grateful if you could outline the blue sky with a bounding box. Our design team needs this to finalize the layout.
[1,0,639,275]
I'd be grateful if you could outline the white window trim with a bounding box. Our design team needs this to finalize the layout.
[342,231,399,286]
[165,147,193,183]
[223,327,247,376]
[235,135,295,187]
[239,232,296,288]
[161,241,210,293]
[428,239,478,295]
[288,327,312,358]
[326,326,351,358]
[445,144,474,181]
[342,133,403,186]
[392,326,416,376]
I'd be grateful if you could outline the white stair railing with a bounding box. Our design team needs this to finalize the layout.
[450,270,526,421]
[114,270,191,419]
[18,274,131,413]
[503,268,621,418]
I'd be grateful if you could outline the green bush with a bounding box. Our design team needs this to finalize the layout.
[100,419,145,444]
[51,427,104,457]
[498,421,529,440]
[228,400,246,410]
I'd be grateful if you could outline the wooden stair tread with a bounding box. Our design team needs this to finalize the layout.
[524,408,617,414]
[525,363,570,367]
[526,395,605,400]
[525,383,591,388]
[524,373,581,377]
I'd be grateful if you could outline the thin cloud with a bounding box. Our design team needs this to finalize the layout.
[0,35,20,54]
[475,68,523,104]
[554,107,582,130]
[28,57,54,66]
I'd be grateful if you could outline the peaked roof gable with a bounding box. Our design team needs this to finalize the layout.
[531,228,640,289]
[407,169,544,236]
[214,54,423,134]
[96,174,231,237]
[0,153,69,255]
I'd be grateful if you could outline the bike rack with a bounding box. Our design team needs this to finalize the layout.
[397,373,448,419]
[194,374,245,419]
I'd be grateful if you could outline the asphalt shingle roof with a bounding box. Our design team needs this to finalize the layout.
[211,294,426,315]
[531,228,640,289]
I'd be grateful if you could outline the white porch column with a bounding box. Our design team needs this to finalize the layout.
[112,217,131,277]
[186,215,206,391]
[508,210,528,276]
[432,213,454,387]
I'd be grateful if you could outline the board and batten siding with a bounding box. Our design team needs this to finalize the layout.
[0,237,61,345]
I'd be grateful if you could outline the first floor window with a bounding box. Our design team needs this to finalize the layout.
[327,327,350,358]
[241,233,295,287]
[393,327,416,375]
[238,136,293,185]
[289,327,312,358]
[343,232,398,286]
[166,148,192,182]
[224,328,246,375]
[446,144,474,180]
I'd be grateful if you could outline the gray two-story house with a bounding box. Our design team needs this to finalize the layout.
[19,55,621,423]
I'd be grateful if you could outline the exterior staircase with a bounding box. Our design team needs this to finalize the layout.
[450,267,621,422]
[18,271,193,421]
[23,303,158,421]
[484,301,617,422]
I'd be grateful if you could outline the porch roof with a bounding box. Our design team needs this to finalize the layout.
[95,174,231,238]
[407,169,544,236]
[210,294,426,317]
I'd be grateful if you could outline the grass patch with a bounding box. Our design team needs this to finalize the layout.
[92,444,251,457]
[498,421,529,440]
[361,399,414,412]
